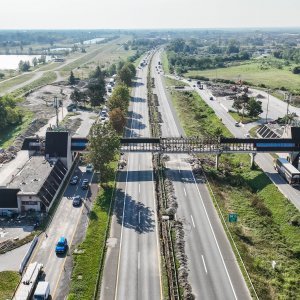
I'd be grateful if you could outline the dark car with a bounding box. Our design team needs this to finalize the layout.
[81,179,89,190]
[209,96,214,100]
[55,237,68,254]
[70,176,79,185]
[72,195,82,207]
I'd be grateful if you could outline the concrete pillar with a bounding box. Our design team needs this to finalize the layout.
[216,154,221,170]
[250,153,256,169]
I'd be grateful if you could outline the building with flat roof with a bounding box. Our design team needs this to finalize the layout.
[6,156,67,212]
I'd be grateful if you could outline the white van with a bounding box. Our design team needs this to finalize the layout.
[33,281,50,300]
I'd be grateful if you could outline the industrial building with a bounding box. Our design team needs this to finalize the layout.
[0,130,73,215]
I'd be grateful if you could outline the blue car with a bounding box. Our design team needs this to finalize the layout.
[55,237,68,254]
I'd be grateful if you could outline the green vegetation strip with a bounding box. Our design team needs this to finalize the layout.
[0,271,20,300]
[161,51,170,74]
[10,72,57,97]
[68,162,117,300]
[168,84,300,299]
[169,89,231,137]
[0,73,35,94]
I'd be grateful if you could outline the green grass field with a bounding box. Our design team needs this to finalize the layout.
[0,271,20,300]
[186,60,300,93]
[0,110,33,149]
[167,82,300,299]
[0,73,36,94]
[10,71,57,97]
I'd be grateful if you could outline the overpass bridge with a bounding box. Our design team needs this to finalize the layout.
[22,135,300,168]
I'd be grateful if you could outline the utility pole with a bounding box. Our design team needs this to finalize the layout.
[265,89,270,124]
[54,96,59,128]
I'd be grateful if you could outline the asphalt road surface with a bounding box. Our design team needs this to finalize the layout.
[153,49,251,299]
[28,166,93,299]
[100,54,162,300]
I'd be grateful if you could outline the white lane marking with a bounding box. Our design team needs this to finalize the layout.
[138,211,141,224]
[183,186,187,196]
[191,215,195,228]
[190,169,238,300]
[201,255,208,273]
[139,183,141,194]
[138,251,141,270]
[115,157,130,300]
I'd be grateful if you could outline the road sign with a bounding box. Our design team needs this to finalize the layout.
[228,213,238,223]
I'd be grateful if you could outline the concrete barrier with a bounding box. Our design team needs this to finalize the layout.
[19,235,38,274]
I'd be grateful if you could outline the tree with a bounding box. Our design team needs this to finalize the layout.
[32,57,38,67]
[87,122,120,181]
[69,71,76,85]
[108,64,117,76]
[118,65,134,86]
[126,62,136,78]
[109,108,126,134]
[70,88,87,105]
[245,98,263,117]
[90,66,104,79]
[87,78,106,107]
[108,83,130,112]
[18,60,30,72]
[0,73,4,79]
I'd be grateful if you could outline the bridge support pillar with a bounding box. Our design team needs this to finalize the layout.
[215,154,221,170]
[250,153,256,169]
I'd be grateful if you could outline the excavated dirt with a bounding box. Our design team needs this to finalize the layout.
[1,84,74,163]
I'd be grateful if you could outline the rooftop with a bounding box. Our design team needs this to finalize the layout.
[8,156,55,194]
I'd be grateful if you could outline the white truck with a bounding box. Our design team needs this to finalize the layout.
[33,281,50,300]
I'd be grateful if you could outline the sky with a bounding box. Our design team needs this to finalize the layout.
[1,0,300,29]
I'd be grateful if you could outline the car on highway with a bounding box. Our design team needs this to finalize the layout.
[72,195,82,207]
[55,237,68,254]
[81,179,89,190]
[70,176,79,185]
[86,163,93,173]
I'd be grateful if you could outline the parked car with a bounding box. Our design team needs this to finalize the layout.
[235,122,240,127]
[72,195,82,207]
[55,237,68,254]
[81,179,89,190]
[209,96,214,100]
[244,133,250,138]
[70,176,79,185]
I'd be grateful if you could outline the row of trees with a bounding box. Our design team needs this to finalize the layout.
[18,56,47,72]
[168,51,250,74]
[0,95,24,130]
[86,62,135,181]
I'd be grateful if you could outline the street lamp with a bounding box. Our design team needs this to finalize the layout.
[265,89,270,124]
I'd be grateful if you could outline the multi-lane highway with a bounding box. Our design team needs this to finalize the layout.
[100,54,162,300]
[152,49,251,299]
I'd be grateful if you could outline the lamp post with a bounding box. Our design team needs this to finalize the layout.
[265,89,270,124]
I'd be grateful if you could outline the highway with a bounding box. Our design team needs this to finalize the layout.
[100,54,162,300]
[153,49,251,299]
